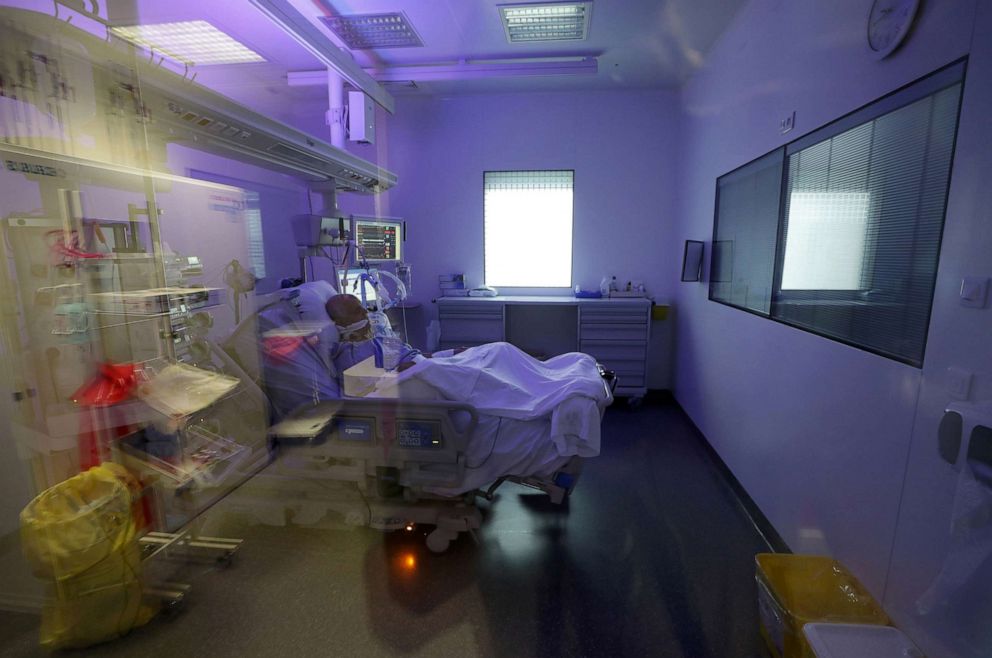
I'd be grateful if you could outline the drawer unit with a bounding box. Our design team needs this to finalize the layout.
[607,369,646,389]
[578,341,647,362]
[579,323,649,342]
[579,304,649,324]
[578,302,650,398]
[438,300,505,348]
[581,355,645,374]
[438,301,505,320]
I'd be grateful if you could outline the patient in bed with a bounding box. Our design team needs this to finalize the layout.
[325,294,423,373]
[323,293,609,494]
[262,287,609,495]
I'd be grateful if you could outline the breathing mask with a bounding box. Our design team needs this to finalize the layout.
[336,317,370,342]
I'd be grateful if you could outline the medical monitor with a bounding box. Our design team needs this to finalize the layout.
[353,217,403,262]
[342,268,377,303]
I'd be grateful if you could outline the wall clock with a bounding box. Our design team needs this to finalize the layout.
[867,0,921,59]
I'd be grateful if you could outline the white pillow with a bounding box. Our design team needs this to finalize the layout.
[282,280,340,349]
[287,280,336,320]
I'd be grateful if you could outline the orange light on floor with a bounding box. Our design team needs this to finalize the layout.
[403,553,416,570]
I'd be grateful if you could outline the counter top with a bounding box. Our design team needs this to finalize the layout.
[436,295,654,305]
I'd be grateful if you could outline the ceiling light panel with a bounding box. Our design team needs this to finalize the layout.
[110,21,266,65]
[320,12,424,49]
[499,2,592,43]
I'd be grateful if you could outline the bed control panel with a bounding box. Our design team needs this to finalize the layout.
[333,417,376,442]
[396,420,443,449]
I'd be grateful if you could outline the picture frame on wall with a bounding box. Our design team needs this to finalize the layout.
[681,240,705,282]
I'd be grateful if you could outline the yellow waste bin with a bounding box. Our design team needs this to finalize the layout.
[755,554,890,658]
[20,463,155,649]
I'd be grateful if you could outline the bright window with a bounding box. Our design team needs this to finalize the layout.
[484,170,573,287]
[243,191,266,279]
[780,191,870,290]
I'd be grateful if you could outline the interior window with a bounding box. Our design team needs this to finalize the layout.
[710,60,965,367]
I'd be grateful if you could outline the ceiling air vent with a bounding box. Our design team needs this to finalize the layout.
[320,12,424,49]
[498,2,592,43]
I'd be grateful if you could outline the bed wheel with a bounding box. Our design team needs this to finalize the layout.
[426,529,454,553]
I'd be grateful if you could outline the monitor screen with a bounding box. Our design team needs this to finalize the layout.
[353,218,402,262]
[342,269,377,302]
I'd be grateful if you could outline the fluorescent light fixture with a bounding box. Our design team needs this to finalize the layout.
[498,2,592,43]
[110,21,265,65]
[320,12,424,49]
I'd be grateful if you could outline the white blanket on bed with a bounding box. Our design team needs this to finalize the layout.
[374,342,608,493]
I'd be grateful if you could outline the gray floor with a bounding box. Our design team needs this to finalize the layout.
[0,396,772,657]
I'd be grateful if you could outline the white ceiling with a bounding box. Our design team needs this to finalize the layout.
[106,0,745,89]
[288,0,748,93]
[103,0,746,126]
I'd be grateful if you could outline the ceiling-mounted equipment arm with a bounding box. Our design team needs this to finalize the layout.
[0,8,395,194]
[248,0,395,115]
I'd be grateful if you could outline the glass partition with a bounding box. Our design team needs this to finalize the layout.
[0,5,286,630]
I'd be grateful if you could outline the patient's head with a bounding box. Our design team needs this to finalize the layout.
[325,294,372,341]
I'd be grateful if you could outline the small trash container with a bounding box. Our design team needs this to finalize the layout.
[755,553,890,658]
[20,463,155,649]
[803,623,925,658]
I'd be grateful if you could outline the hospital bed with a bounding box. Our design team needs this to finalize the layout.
[221,283,615,552]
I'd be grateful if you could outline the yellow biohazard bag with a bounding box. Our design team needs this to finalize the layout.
[20,463,155,649]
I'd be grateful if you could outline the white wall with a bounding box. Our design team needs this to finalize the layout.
[166,145,313,290]
[371,89,680,386]
[672,1,988,656]
[882,2,992,655]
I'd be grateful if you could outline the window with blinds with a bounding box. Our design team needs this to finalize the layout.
[710,60,965,367]
[484,170,574,288]
[243,191,266,279]
[710,149,785,314]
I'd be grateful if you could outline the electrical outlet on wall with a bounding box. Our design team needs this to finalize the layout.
[780,111,796,135]
[960,276,989,308]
